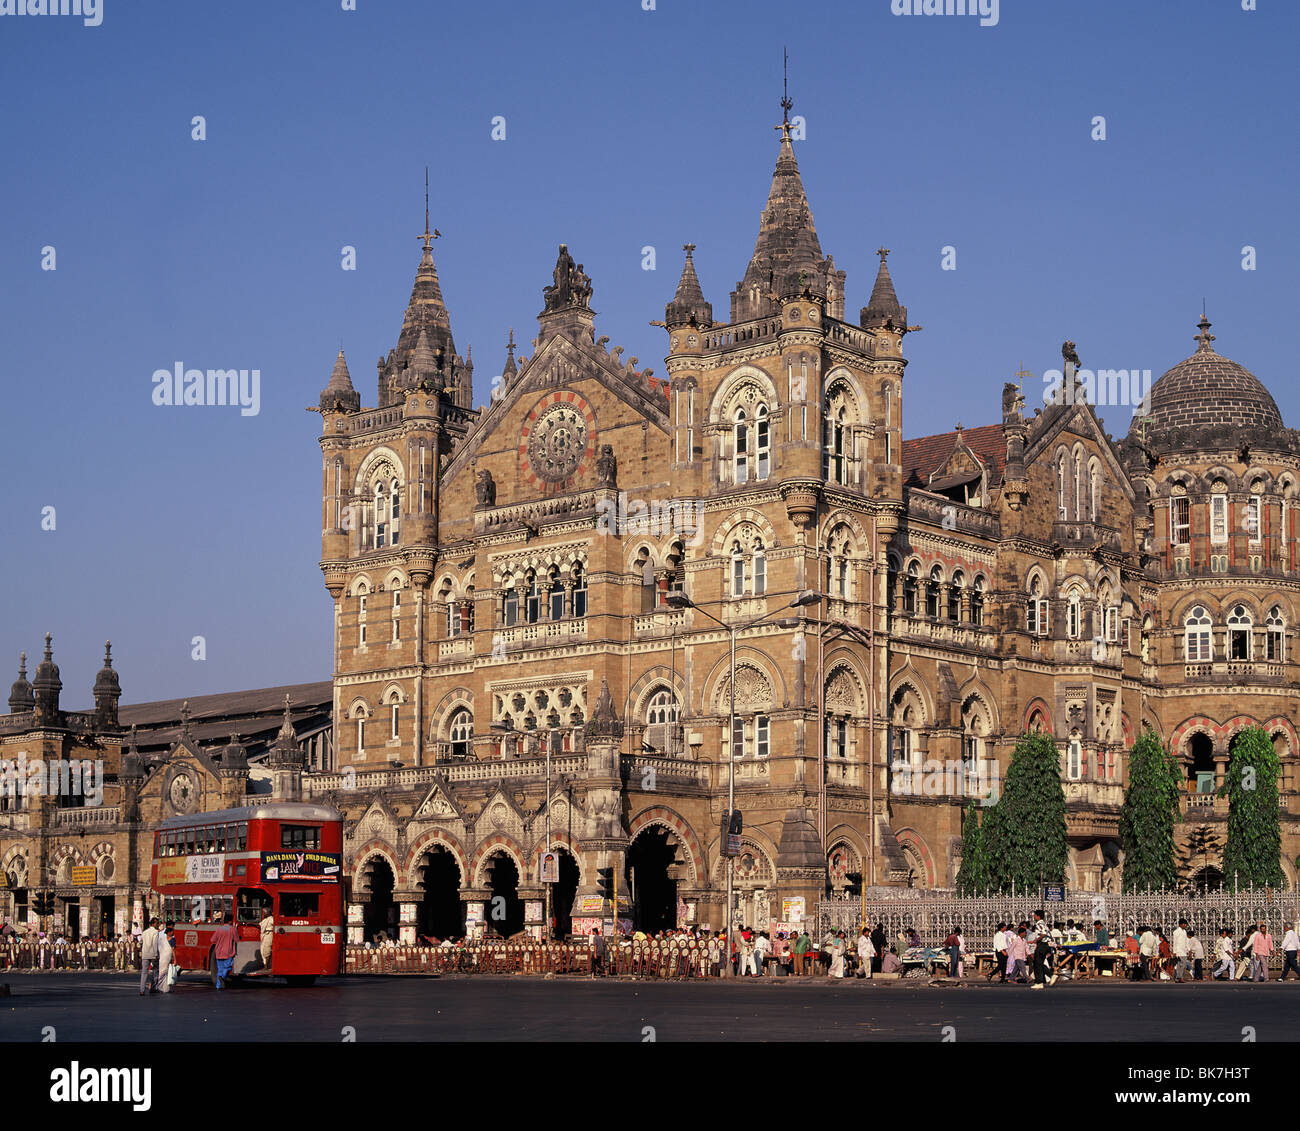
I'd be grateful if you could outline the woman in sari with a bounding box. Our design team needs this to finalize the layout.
[828,931,847,978]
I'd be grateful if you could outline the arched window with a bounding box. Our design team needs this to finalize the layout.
[971,576,985,627]
[1184,605,1212,662]
[358,589,369,646]
[756,404,770,479]
[445,596,459,638]
[1266,606,1285,662]
[354,706,368,755]
[733,408,749,485]
[828,406,847,484]
[903,561,919,615]
[390,476,401,545]
[1089,461,1099,522]
[1227,604,1252,661]
[646,687,678,726]
[1067,734,1083,781]
[571,564,587,618]
[948,570,963,624]
[502,583,519,627]
[752,539,767,596]
[374,481,388,548]
[1027,574,1048,636]
[1056,455,1067,519]
[1141,614,1152,663]
[730,540,746,597]
[524,570,541,624]
[926,566,942,619]
[390,699,400,740]
[1066,591,1081,639]
[391,589,401,642]
[449,708,473,759]
[548,566,565,620]
[1073,454,1083,520]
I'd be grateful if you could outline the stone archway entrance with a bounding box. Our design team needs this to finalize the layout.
[483,851,524,937]
[550,848,580,938]
[361,856,397,942]
[414,845,464,941]
[627,826,680,933]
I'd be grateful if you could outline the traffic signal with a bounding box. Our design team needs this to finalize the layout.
[595,867,614,900]
[721,810,744,857]
[729,810,744,837]
[33,891,55,917]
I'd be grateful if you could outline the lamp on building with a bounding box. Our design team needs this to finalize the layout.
[665,588,820,970]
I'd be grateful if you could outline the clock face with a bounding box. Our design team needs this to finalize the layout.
[168,771,196,814]
[519,392,597,489]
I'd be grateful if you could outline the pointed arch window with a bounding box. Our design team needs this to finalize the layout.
[733,408,749,485]
[502,584,519,628]
[752,539,767,596]
[827,406,847,484]
[1184,605,1212,662]
[731,540,746,597]
[1027,574,1048,636]
[971,575,985,627]
[926,566,942,619]
[548,567,565,620]
[756,404,770,479]
[358,591,368,646]
[903,561,919,616]
[390,476,401,545]
[1210,493,1228,544]
[1066,591,1081,639]
[391,589,401,642]
[1089,462,1099,522]
[948,570,963,623]
[572,564,588,618]
[374,481,387,548]
[524,571,541,624]
[1057,456,1067,519]
[446,596,459,638]
[1067,734,1083,781]
[1073,454,1083,521]
[449,708,473,759]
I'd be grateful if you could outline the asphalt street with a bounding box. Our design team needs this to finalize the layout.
[3,973,1299,1042]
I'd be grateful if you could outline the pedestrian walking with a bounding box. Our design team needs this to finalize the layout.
[793,927,810,976]
[157,922,175,993]
[212,912,239,989]
[139,917,161,996]
[1280,923,1300,981]
[827,931,846,978]
[1172,919,1190,982]
[943,926,962,978]
[870,922,886,975]
[1251,923,1273,981]
[1212,927,1236,980]
[1188,929,1205,981]
[1031,910,1054,989]
[857,927,875,979]
[990,922,1008,982]
[259,908,275,972]
[1138,924,1158,981]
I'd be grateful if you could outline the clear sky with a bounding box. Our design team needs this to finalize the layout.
[0,0,1295,706]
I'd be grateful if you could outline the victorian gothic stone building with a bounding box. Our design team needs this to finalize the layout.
[307,106,1300,942]
[5,108,1296,946]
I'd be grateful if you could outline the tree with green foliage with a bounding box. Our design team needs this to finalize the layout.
[955,800,990,895]
[985,731,1069,894]
[1221,726,1285,889]
[1119,729,1182,892]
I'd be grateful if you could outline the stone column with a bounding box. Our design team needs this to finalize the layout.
[394,891,420,944]
[574,679,630,934]
[461,889,490,940]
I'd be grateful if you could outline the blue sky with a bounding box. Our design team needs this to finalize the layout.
[0,0,1295,705]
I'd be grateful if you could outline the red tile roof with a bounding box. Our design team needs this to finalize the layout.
[902,423,1006,489]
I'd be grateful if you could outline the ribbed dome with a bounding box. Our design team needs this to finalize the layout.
[1133,316,1282,438]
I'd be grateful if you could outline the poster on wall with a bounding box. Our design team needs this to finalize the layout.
[571,916,603,936]
[782,896,806,924]
[524,900,544,923]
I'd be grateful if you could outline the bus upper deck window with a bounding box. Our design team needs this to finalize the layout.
[237,823,247,851]
[282,825,321,850]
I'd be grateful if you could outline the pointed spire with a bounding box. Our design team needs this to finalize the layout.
[410,327,437,374]
[32,632,61,713]
[179,699,192,739]
[585,677,624,739]
[861,247,907,331]
[731,87,826,321]
[94,639,121,705]
[390,181,456,396]
[121,723,144,780]
[1194,311,1216,353]
[319,349,360,413]
[277,694,296,747]
[502,327,517,380]
[666,243,713,327]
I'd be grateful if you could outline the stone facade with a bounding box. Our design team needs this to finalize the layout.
[307,109,1300,938]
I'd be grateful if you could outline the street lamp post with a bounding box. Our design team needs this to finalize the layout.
[667,588,820,975]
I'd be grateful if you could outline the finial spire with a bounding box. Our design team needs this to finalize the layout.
[1195,311,1215,352]
[419,168,440,254]
[17,652,26,679]
[43,633,52,661]
[775,47,793,140]
[683,242,695,258]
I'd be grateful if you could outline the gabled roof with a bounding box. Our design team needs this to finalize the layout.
[902,423,1006,490]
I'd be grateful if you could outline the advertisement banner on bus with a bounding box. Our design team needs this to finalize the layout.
[156,854,226,887]
[260,851,342,882]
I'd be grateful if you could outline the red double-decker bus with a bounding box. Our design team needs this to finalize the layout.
[150,802,344,986]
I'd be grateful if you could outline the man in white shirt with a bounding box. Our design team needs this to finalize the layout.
[139,917,160,995]
[990,923,1008,983]
[1281,922,1300,981]
[856,927,875,979]
[157,922,175,993]
[1188,930,1205,980]
[1138,925,1158,981]
[1213,928,1235,980]
[1171,919,1190,982]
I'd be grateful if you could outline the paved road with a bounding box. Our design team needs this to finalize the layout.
[4,974,1299,1041]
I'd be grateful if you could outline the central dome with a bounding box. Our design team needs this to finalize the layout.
[1131,315,1282,439]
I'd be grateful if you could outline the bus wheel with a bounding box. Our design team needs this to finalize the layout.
[286,975,316,987]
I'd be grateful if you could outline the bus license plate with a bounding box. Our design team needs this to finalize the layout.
[321,932,336,945]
